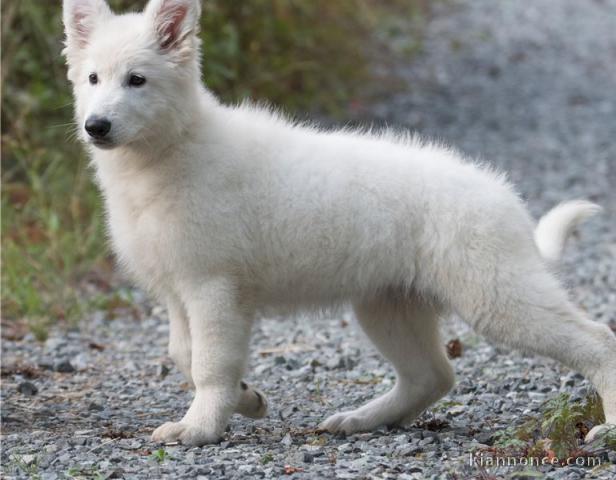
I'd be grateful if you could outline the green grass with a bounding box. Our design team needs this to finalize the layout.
[66,465,106,480]
[1,0,426,338]
[1,139,108,339]
[489,393,613,464]
[260,452,274,465]
[2,1,110,338]
[149,448,171,464]
[6,454,41,479]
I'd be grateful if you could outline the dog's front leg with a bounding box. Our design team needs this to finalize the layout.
[166,294,268,419]
[152,279,253,446]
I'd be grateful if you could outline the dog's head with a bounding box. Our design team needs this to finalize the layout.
[63,0,202,150]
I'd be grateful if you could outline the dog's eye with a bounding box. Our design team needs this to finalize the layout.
[89,73,98,85]
[128,74,146,87]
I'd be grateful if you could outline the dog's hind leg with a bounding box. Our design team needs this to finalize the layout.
[452,262,616,443]
[320,291,454,434]
[235,381,268,419]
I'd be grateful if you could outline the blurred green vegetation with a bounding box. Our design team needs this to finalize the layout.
[1,0,426,339]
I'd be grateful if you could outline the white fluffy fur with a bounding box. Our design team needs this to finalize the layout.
[534,200,602,264]
[63,0,616,446]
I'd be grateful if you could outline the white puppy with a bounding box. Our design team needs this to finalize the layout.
[63,0,616,446]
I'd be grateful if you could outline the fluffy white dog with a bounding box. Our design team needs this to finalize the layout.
[63,0,616,446]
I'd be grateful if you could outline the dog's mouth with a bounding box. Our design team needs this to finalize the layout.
[89,138,117,150]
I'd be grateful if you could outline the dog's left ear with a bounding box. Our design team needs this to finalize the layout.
[145,0,201,53]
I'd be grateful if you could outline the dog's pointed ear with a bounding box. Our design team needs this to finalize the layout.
[145,0,201,52]
[63,0,112,50]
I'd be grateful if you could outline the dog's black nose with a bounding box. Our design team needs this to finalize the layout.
[85,116,111,139]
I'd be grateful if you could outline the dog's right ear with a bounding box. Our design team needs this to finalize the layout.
[63,0,112,51]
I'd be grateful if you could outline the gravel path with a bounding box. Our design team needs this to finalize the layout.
[2,0,615,478]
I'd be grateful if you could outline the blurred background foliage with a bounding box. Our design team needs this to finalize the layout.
[1,0,426,339]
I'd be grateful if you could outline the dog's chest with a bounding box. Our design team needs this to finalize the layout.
[103,178,176,290]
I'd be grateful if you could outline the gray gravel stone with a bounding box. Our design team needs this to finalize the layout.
[55,359,75,373]
[16,380,38,397]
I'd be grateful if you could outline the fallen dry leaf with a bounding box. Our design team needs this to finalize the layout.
[5,183,31,208]
[283,465,304,475]
[88,341,106,351]
[1,319,29,341]
[1,362,42,379]
[446,338,463,359]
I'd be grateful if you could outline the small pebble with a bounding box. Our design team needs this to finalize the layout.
[17,381,38,396]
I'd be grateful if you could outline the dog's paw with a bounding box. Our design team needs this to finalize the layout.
[151,421,221,446]
[319,410,371,435]
[584,423,616,444]
[235,382,268,419]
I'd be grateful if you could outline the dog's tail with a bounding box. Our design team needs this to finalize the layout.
[534,200,601,263]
